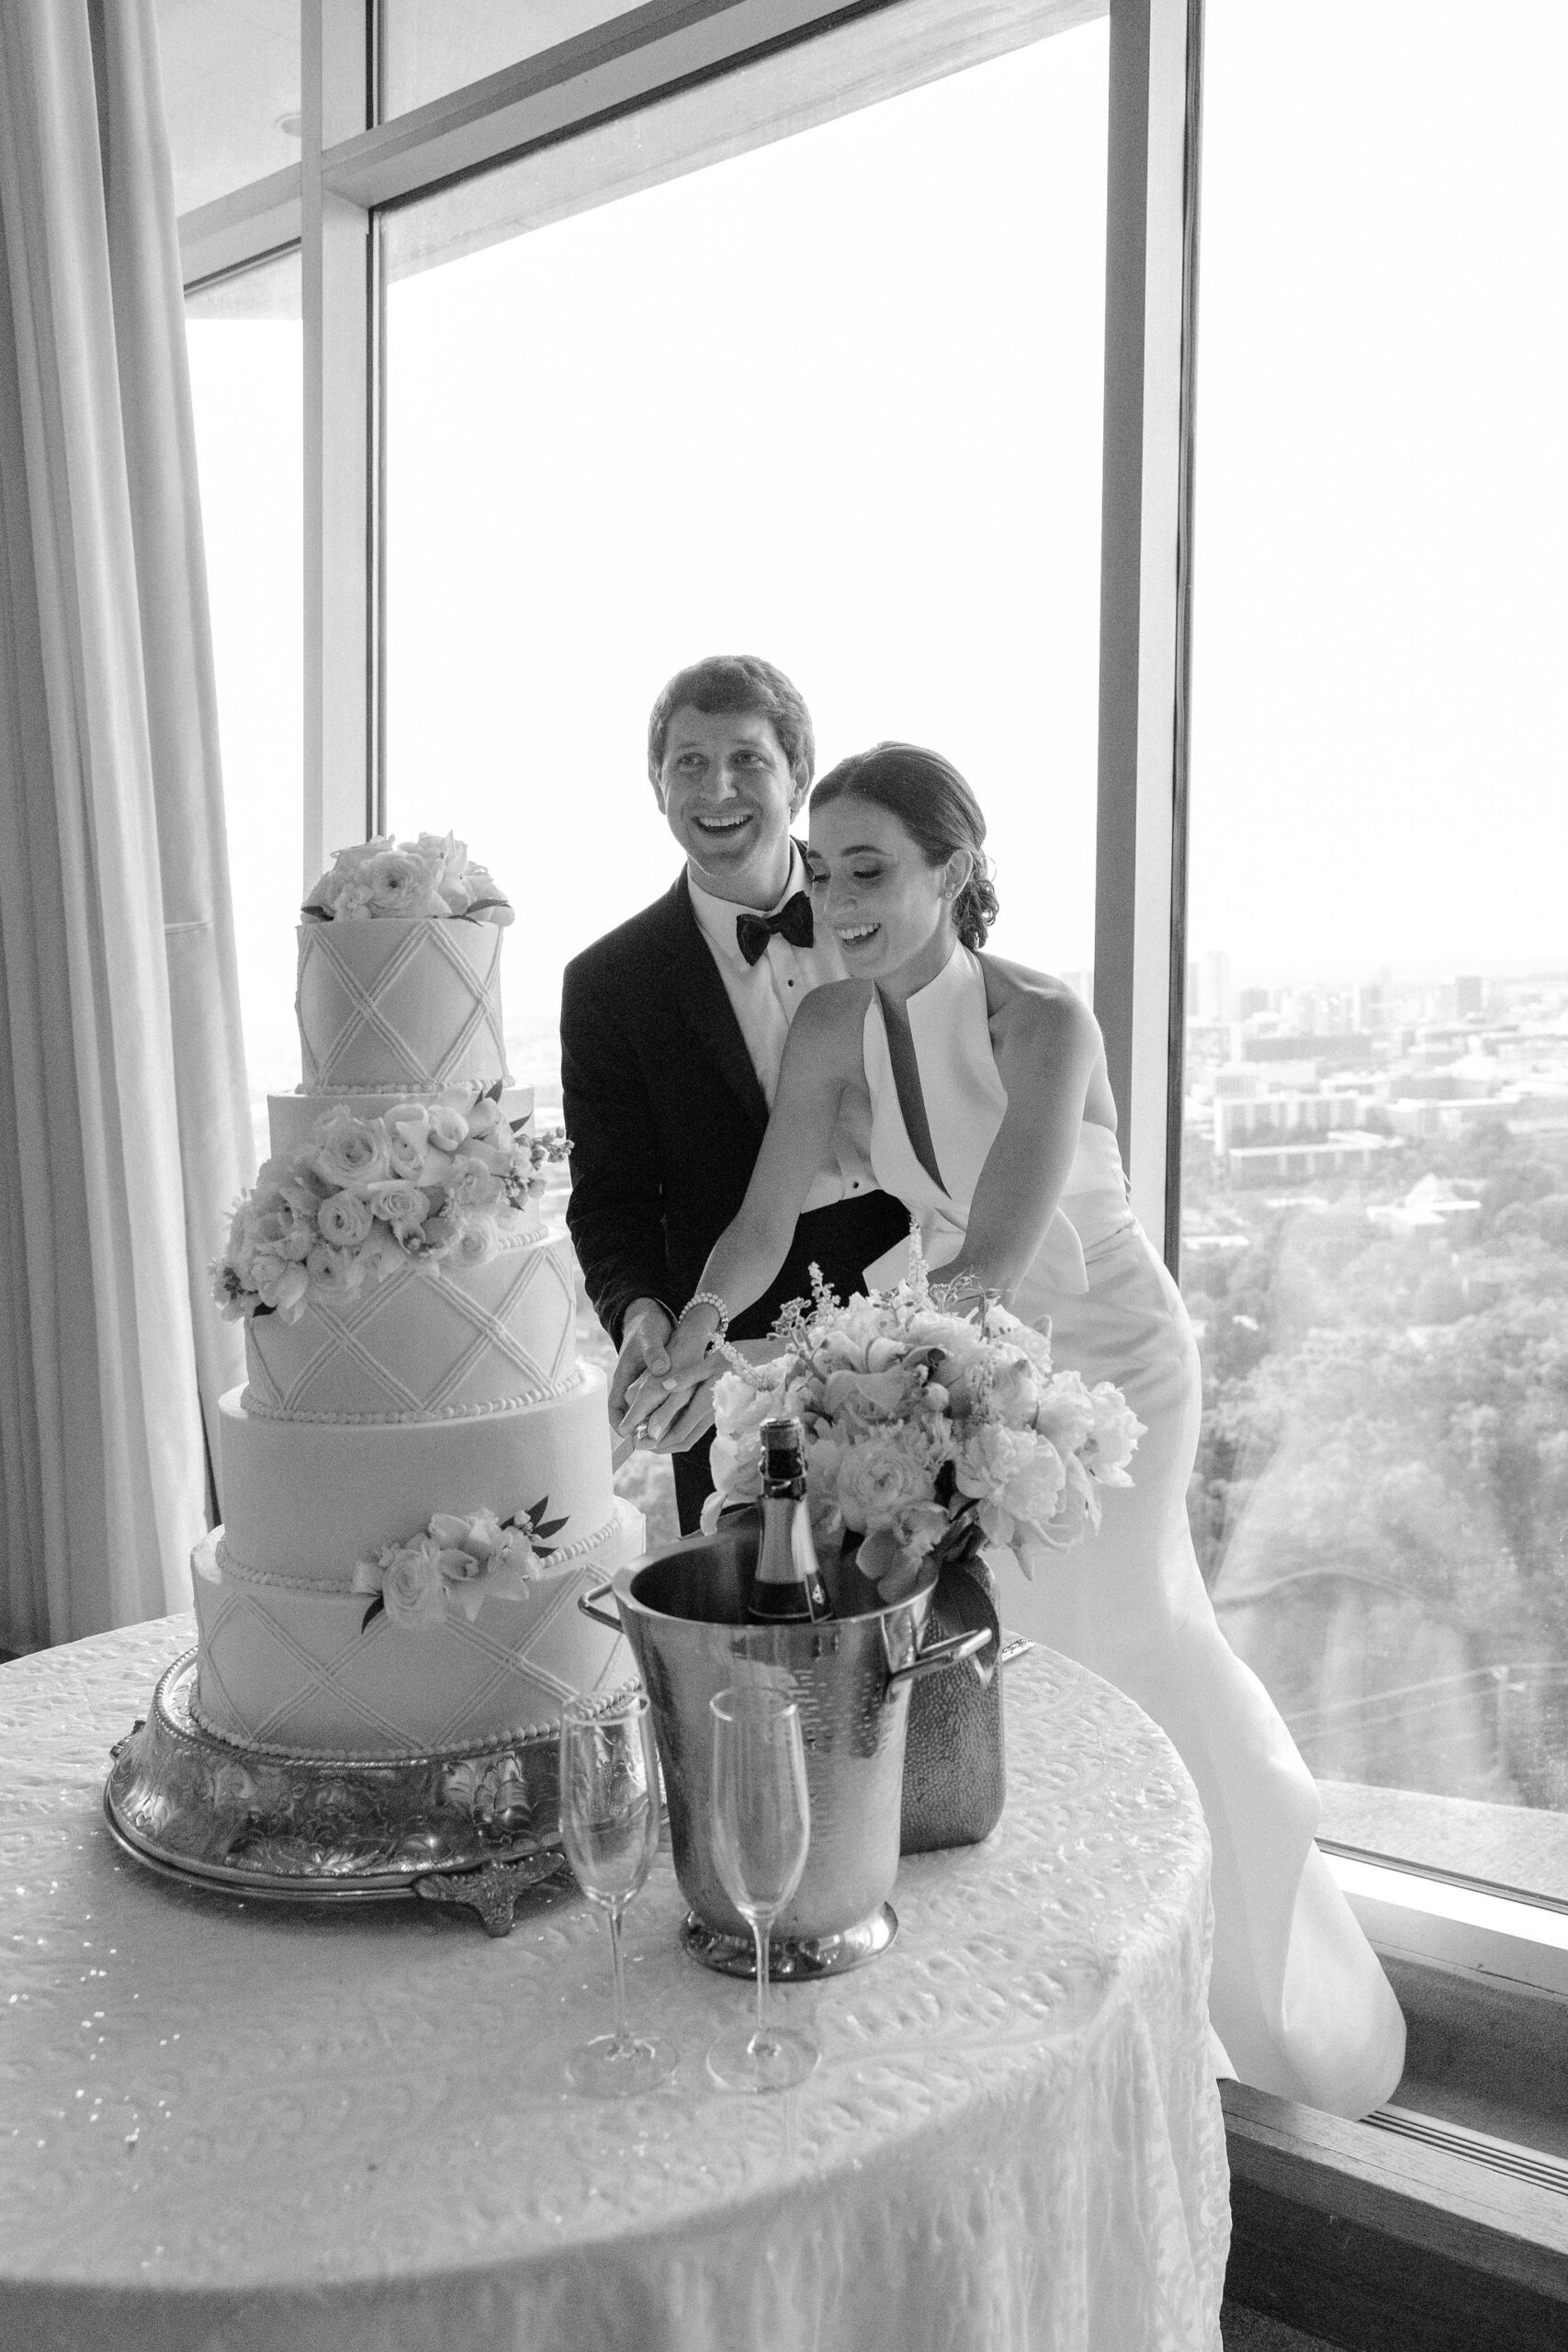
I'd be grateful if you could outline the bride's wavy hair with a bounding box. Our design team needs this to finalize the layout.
[810,743,1000,949]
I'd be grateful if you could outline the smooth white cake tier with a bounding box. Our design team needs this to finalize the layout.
[242,1224,572,1420]
[297,917,512,1092]
[190,1501,642,1756]
[220,1365,619,1579]
[266,1082,536,1160]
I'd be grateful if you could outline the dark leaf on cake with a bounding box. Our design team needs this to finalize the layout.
[360,1593,386,1633]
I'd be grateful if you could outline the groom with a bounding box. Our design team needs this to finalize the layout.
[561,654,908,1532]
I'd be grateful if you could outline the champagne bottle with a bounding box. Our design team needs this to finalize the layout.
[746,1417,832,1624]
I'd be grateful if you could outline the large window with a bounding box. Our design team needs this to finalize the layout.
[170,0,1568,2005]
[185,251,304,1159]
[380,15,1108,1540]
[1181,0,1568,1903]
[382,26,1108,1096]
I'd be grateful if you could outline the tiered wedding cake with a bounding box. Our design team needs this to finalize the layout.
[192,834,638,1758]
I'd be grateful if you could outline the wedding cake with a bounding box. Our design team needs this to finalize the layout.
[192,834,638,1758]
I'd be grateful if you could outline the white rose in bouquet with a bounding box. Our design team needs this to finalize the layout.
[1032,1365,1096,1461]
[835,1429,936,1534]
[987,1354,1041,1429]
[1084,1380,1145,1485]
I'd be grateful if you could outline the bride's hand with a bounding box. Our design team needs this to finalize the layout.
[620,1301,725,1452]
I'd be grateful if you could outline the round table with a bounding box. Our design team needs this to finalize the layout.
[1,1616,1229,2352]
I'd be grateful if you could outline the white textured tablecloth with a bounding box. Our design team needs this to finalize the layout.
[1,1616,1228,2352]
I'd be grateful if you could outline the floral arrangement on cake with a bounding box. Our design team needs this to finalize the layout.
[212,1091,567,1324]
[701,1240,1144,1600]
[352,1498,572,1631]
[302,831,513,924]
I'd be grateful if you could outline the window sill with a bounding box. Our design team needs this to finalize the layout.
[1327,1847,1568,2000]
[1221,2079,1568,2352]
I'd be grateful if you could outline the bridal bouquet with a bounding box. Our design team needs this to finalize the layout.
[302,831,513,924]
[701,1241,1144,1601]
[212,1091,566,1324]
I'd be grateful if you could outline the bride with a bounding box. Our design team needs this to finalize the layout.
[633,740,1405,2119]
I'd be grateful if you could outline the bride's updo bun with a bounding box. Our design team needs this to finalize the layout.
[811,742,999,950]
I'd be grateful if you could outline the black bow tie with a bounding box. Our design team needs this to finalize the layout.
[736,890,814,966]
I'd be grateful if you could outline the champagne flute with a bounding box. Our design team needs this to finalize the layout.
[558,1690,675,2097]
[705,1685,818,2093]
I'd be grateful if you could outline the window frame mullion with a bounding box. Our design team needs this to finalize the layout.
[301,0,376,891]
[1094,0,1200,1263]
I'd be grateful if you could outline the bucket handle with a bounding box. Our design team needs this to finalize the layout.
[886,1624,992,1690]
[578,1581,622,1633]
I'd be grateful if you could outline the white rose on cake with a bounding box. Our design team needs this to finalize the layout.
[302,833,513,925]
[313,1107,393,1190]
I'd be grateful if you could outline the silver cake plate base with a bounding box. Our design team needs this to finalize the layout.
[680,1902,897,1979]
[103,1647,595,1933]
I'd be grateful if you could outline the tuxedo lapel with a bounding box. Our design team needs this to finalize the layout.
[660,874,769,1134]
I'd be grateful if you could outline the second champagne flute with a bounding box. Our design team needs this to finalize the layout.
[705,1684,818,2093]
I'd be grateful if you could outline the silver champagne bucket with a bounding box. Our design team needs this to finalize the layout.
[581,1520,987,1973]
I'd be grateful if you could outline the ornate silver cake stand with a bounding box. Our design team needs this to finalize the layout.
[103,1648,614,1936]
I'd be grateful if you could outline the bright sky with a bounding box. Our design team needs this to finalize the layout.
[381,24,1107,1029]
[186,0,1568,1111]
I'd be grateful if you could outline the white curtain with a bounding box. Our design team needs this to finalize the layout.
[0,0,253,1647]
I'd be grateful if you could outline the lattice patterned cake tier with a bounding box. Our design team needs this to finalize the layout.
[243,1227,576,1420]
[191,1508,640,1756]
[297,916,511,1091]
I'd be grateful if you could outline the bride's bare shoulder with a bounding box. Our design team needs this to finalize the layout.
[977,954,1100,1048]
[785,975,873,1057]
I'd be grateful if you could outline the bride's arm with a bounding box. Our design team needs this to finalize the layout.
[939,982,1104,1306]
[630,986,859,1437]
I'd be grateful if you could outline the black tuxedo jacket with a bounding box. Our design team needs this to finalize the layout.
[561,866,908,1522]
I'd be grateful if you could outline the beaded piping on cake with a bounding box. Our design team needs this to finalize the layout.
[243,1236,577,1420]
[299,920,509,1091]
[193,1512,637,1755]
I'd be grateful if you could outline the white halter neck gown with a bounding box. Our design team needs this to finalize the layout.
[863,946,1405,2118]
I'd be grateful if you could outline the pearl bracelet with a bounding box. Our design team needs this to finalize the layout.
[682,1290,731,1340]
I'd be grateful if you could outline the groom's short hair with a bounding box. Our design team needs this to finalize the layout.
[647,656,815,793]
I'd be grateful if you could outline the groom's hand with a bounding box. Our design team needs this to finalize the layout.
[609,1299,673,1448]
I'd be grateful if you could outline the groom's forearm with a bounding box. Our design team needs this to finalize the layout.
[565,1162,670,1350]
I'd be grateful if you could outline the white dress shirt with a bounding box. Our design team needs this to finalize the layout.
[686,847,875,1212]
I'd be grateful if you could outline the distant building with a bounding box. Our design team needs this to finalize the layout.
[1367,1174,1483,1235]
[1453,975,1484,1018]
[1238,987,1270,1020]
[1224,1133,1397,1186]
[1241,1033,1378,1071]
[1386,1097,1503,1139]
[1198,950,1234,1023]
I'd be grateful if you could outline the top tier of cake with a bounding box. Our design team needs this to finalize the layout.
[297,917,513,1094]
